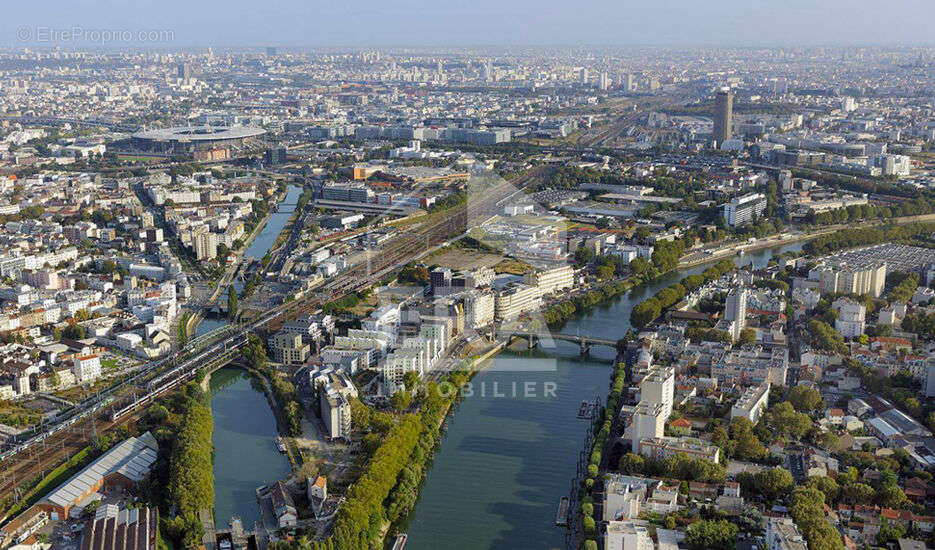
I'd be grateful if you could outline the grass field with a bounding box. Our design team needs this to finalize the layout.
[428,248,504,271]
[494,258,533,275]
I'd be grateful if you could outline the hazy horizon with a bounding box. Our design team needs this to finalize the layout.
[3,0,935,50]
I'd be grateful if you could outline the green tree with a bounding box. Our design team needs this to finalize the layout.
[737,327,756,346]
[685,519,737,550]
[789,385,824,413]
[227,286,239,320]
[390,390,412,412]
[349,398,371,432]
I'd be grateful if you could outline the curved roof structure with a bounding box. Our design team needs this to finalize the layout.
[131,125,266,142]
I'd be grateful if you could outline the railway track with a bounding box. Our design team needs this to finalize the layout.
[0,170,545,516]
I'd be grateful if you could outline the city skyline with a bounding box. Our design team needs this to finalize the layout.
[3,0,935,49]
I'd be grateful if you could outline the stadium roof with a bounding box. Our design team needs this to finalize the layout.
[131,125,266,141]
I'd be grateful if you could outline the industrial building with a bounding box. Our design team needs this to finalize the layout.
[37,433,158,520]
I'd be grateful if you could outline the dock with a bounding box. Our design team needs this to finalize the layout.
[577,400,598,420]
[555,496,569,526]
[391,534,408,550]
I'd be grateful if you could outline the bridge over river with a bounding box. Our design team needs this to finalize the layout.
[503,331,621,357]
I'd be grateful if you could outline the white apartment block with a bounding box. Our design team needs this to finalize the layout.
[605,520,654,550]
[382,348,421,393]
[629,401,665,452]
[765,518,808,550]
[730,382,771,424]
[72,354,101,383]
[333,329,393,366]
[721,193,767,227]
[465,291,495,329]
[638,437,720,464]
[833,298,866,339]
[640,367,674,420]
[809,261,886,298]
[523,265,574,296]
[494,283,542,321]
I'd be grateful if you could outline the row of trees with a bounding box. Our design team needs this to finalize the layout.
[300,368,472,550]
[243,335,302,436]
[804,221,935,256]
[630,259,735,329]
[789,487,845,550]
[542,277,635,326]
[579,357,629,548]
[164,383,214,548]
[617,452,727,483]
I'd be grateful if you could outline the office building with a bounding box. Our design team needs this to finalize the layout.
[176,63,191,81]
[430,267,451,292]
[265,147,287,165]
[713,87,733,147]
[721,193,767,227]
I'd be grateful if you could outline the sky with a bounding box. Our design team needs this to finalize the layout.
[4,0,935,50]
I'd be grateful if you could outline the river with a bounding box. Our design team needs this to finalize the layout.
[209,367,292,528]
[196,187,302,525]
[402,241,804,550]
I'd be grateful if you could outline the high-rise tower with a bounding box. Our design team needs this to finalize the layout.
[713,87,733,147]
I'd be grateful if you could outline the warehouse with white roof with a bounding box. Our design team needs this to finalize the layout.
[37,432,158,520]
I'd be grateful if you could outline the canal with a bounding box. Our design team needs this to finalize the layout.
[242,184,304,261]
[194,186,303,526]
[193,184,304,339]
[209,367,292,528]
[403,241,804,550]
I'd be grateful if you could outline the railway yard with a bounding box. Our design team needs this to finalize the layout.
[0,169,539,517]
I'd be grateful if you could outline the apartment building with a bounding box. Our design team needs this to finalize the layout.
[638,437,720,464]
[730,382,771,424]
[765,518,808,550]
[721,193,767,227]
[809,261,886,298]
[712,346,788,386]
[833,298,866,339]
[605,520,654,550]
[494,283,542,321]
[523,264,574,296]
[269,331,310,365]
